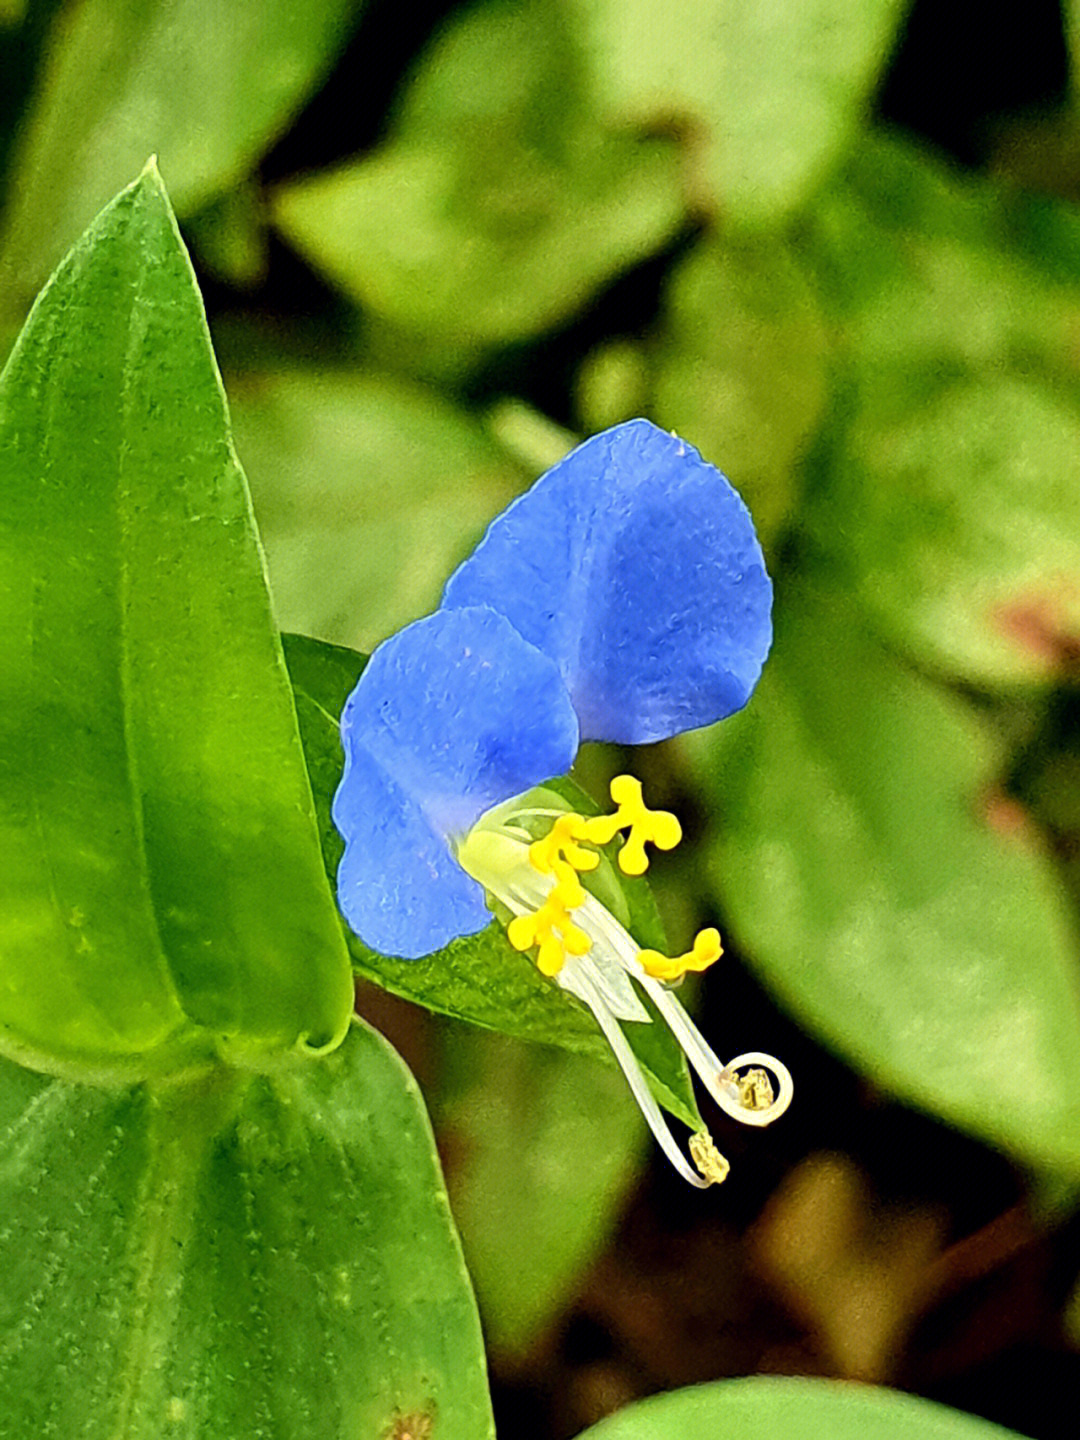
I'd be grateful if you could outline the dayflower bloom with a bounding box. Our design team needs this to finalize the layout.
[332,419,792,1185]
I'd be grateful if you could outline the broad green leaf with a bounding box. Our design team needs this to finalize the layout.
[282,632,703,1129]
[820,376,1080,686]
[230,369,526,653]
[566,0,905,225]
[574,1376,1028,1440]
[694,577,1080,1176]
[271,0,686,352]
[0,1023,495,1439]
[435,1024,644,1358]
[800,133,1080,684]
[0,0,363,310]
[0,168,353,1080]
[802,131,1080,401]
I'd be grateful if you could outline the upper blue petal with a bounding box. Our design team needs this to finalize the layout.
[332,606,579,957]
[441,419,773,744]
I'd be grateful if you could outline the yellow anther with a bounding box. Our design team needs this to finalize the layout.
[528,813,599,908]
[734,1066,775,1112]
[580,774,682,876]
[507,894,591,977]
[689,1131,730,1186]
[529,812,598,874]
[637,927,723,983]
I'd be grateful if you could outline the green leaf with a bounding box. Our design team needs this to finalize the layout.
[229,369,526,653]
[798,134,1080,686]
[0,0,363,309]
[801,131,1080,416]
[819,374,1080,687]
[435,1025,644,1358]
[694,576,1080,1176]
[184,179,268,290]
[803,132,1080,388]
[0,1023,495,1439]
[271,0,686,352]
[0,167,353,1080]
[573,1376,1028,1440]
[566,0,904,225]
[281,632,703,1130]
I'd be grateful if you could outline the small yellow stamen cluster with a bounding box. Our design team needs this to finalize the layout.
[507,899,590,977]
[508,814,596,975]
[527,813,598,908]
[638,927,723,982]
[504,776,724,986]
[580,775,682,876]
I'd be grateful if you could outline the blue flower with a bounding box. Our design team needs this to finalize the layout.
[332,419,790,1185]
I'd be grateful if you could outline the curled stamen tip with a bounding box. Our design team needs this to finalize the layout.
[736,1067,775,1110]
[716,1052,794,1128]
[689,1131,730,1186]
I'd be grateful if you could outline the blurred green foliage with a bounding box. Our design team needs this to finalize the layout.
[4,0,1080,1429]
[575,1376,1029,1439]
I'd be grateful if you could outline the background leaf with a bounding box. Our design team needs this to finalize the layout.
[798,133,1080,685]
[435,1024,645,1359]
[577,231,828,546]
[270,0,686,357]
[0,167,353,1079]
[693,576,1080,1176]
[567,0,906,225]
[0,1022,495,1439]
[0,0,364,311]
[230,367,526,652]
[814,374,1080,686]
[573,1376,1028,1440]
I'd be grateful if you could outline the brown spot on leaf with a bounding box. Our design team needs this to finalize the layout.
[993,592,1080,670]
[383,1410,435,1440]
[981,786,1036,842]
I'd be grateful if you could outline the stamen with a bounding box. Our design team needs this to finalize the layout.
[527,812,598,908]
[457,792,793,1185]
[718,1052,795,1127]
[565,962,714,1188]
[638,927,723,981]
[630,962,794,1129]
[507,893,591,977]
[734,1066,774,1111]
[528,813,598,875]
[580,775,682,875]
[689,1131,731,1185]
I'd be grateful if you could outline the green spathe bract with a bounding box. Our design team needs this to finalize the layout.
[0,163,354,1081]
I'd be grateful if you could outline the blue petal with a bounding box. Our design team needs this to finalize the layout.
[441,419,772,744]
[334,758,492,957]
[332,606,579,957]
